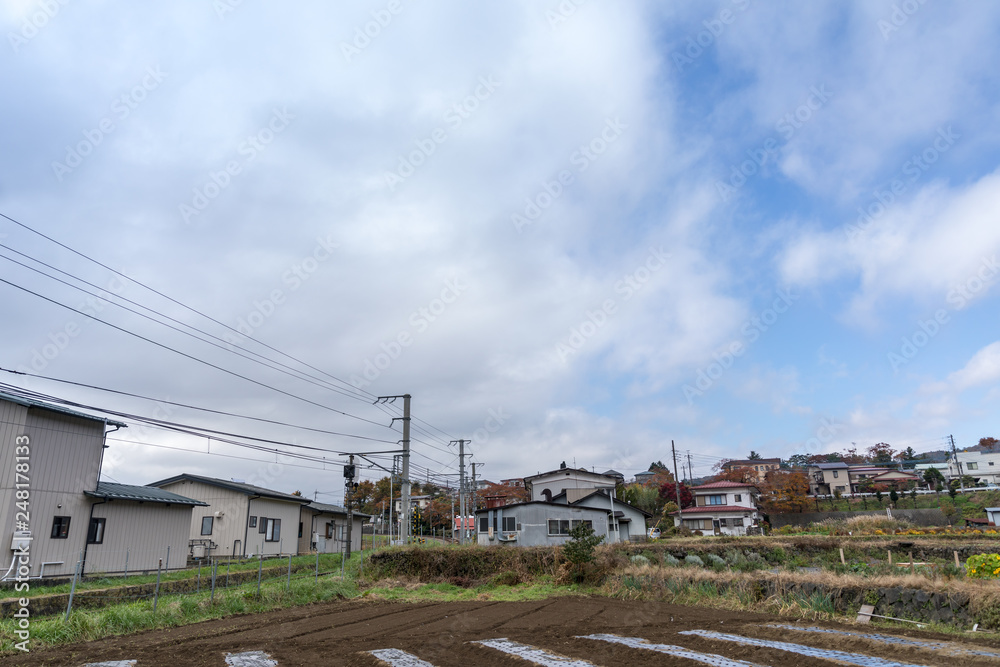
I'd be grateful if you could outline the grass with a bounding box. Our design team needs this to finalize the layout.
[0,569,358,653]
[1,553,348,599]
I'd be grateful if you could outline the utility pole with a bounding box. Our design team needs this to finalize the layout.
[344,455,355,558]
[687,451,693,483]
[377,395,411,544]
[471,463,479,518]
[671,440,682,528]
[950,434,964,490]
[452,440,469,544]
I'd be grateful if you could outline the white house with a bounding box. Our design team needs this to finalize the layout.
[523,464,619,503]
[948,451,1000,486]
[673,480,759,536]
[297,501,368,555]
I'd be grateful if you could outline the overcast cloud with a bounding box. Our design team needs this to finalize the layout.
[2,1,999,503]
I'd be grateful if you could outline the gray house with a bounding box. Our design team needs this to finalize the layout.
[151,474,311,559]
[474,490,649,547]
[297,502,369,555]
[0,391,205,580]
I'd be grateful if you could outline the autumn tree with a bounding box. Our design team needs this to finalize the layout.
[480,481,529,505]
[658,481,694,509]
[866,442,897,464]
[979,437,1000,452]
[715,465,756,484]
[759,469,810,513]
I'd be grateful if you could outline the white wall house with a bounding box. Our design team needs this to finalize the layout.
[948,451,1000,486]
[673,481,759,536]
[523,465,619,503]
[151,474,310,558]
[297,502,368,555]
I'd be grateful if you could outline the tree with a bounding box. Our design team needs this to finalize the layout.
[480,481,529,505]
[895,447,918,468]
[715,465,756,485]
[979,437,999,452]
[889,489,899,506]
[923,467,945,489]
[621,483,662,516]
[842,445,866,464]
[563,521,605,580]
[909,487,917,507]
[786,453,810,469]
[291,490,303,496]
[874,489,883,506]
[866,442,897,464]
[649,460,668,471]
[760,470,810,513]
[658,482,694,509]
[748,451,762,460]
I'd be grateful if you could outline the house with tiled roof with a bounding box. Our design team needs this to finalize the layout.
[672,480,760,536]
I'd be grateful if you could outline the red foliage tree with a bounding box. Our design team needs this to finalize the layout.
[658,482,694,509]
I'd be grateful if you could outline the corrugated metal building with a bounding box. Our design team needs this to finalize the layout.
[297,502,369,555]
[151,474,311,558]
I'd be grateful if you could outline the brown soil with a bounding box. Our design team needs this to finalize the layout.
[7,597,1000,666]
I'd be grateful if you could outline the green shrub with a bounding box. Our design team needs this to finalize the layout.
[966,553,1000,579]
[684,555,704,567]
[705,554,726,570]
[664,554,680,567]
[630,554,651,567]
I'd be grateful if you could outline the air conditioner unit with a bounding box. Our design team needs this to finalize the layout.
[11,530,31,551]
[214,511,224,518]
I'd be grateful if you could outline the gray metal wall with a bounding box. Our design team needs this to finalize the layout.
[476,504,610,547]
[87,501,195,573]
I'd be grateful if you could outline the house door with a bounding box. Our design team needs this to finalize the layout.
[712,520,721,535]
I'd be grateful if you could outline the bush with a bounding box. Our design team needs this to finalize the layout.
[966,553,1000,579]
[705,554,726,570]
[664,554,680,567]
[630,554,651,567]
[684,555,704,567]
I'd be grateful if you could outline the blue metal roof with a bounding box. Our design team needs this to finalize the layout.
[86,481,208,506]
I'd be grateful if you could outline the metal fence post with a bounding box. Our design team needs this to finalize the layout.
[315,550,319,582]
[211,559,217,603]
[340,542,345,580]
[256,552,262,597]
[153,558,163,612]
[64,551,82,621]
[165,545,170,571]
[197,560,202,593]
[226,558,231,588]
[124,548,129,581]
[286,553,292,591]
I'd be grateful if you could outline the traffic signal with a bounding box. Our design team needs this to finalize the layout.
[344,464,355,479]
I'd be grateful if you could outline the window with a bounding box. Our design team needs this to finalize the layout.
[479,516,489,532]
[734,494,742,502]
[719,518,728,527]
[326,522,335,539]
[87,518,105,544]
[201,516,214,535]
[968,462,979,470]
[298,522,303,538]
[259,517,267,533]
[264,518,281,542]
[733,518,744,527]
[248,516,257,528]
[571,519,593,530]
[683,519,709,530]
[832,470,839,478]
[547,519,571,535]
[707,494,725,505]
[502,516,516,532]
[51,516,71,539]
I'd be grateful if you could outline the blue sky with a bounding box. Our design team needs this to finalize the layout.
[1,1,998,501]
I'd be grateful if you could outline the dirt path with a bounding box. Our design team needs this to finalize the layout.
[8,597,1000,666]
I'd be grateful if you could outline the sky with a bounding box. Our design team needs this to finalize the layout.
[2,1,999,505]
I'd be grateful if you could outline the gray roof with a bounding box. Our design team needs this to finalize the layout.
[86,481,207,506]
[814,462,849,469]
[150,473,311,503]
[0,390,127,428]
[306,501,372,519]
